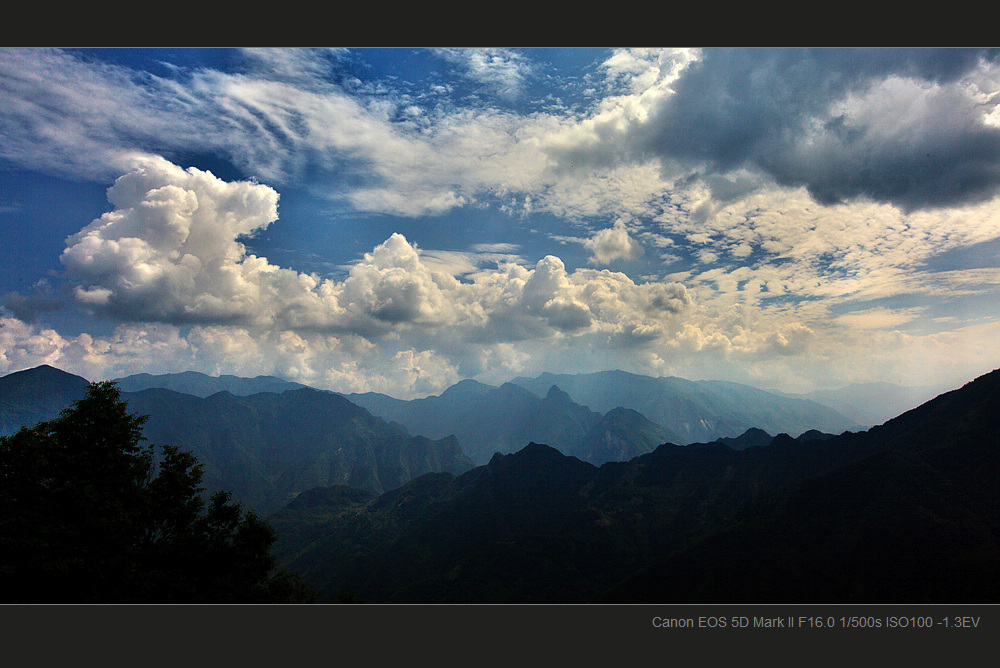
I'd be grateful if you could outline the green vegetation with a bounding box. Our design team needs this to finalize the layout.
[0,381,315,603]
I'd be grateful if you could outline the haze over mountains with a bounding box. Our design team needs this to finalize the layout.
[341,370,870,465]
[3,365,884,465]
[3,365,929,475]
[511,370,858,442]
[342,380,683,465]
[768,382,950,429]
[106,367,929,440]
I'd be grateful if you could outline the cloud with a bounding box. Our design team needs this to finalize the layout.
[635,47,1000,211]
[434,48,533,101]
[55,158,694,352]
[584,218,644,265]
[0,316,192,380]
[6,48,1000,225]
[0,48,703,224]
[832,307,924,330]
[49,155,999,397]
[60,156,282,325]
[5,49,1000,396]
[2,287,62,323]
[665,185,1000,311]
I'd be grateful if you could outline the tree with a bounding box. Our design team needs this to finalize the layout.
[0,380,315,603]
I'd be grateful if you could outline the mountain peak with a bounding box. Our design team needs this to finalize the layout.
[715,427,774,451]
[3,364,88,383]
[544,385,573,403]
[496,382,537,399]
[1,365,93,437]
[438,378,495,400]
[488,442,570,467]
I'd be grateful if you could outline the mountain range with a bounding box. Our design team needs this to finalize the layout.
[511,370,859,442]
[3,363,996,603]
[107,368,932,436]
[93,368,866,467]
[342,380,682,465]
[341,371,869,464]
[0,366,472,514]
[111,371,310,397]
[269,367,1000,603]
[1,365,930,506]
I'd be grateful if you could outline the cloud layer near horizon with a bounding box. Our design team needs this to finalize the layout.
[1,152,993,396]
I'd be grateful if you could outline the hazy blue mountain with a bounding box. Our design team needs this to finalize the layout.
[121,387,473,514]
[271,370,998,603]
[768,381,949,428]
[0,365,91,436]
[2,366,473,514]
[344,381,684,465]
[112,370,310,397]
[346,382,595,464]
[511,370,859,443]
[579,407,678,464]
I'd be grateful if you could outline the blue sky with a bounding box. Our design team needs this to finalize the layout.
[2,47,1000,397]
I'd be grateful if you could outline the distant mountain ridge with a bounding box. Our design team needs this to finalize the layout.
[112,371,310,397]
[603,367,1000,602]
[5,366,896,470]
[1,366,473,514]
[7,363,996,603]
[511,370,859,442]
[343,380,682,465]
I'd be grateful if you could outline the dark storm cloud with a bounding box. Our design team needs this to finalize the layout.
[2,291,63,323]
[639,48,1000,211]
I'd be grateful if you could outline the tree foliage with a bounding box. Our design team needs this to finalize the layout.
[0,380,315,603]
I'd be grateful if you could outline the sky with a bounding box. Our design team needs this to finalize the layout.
[2,47,1000,398]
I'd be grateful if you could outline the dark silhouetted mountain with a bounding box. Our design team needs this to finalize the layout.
[269,429,886,602]
[511,370,858,443]
[271,369,1000,603]
[603,368,1000,603]
[714,427,775,450]
[112,370,310,397]
[713,428,838,451]
[795,428,837,442]
[0,365,91,436]
[344,381,683,465]
[270,443,606,603]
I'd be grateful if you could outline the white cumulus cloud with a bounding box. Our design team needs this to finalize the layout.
[584,218,645,265]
